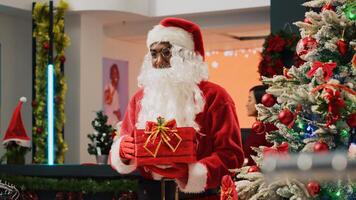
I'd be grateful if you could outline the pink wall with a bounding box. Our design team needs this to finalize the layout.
[206,51,261,128]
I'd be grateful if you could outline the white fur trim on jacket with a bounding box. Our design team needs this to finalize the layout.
[176,162,208,193]
[109,136,136,174]
[147,25,194,50]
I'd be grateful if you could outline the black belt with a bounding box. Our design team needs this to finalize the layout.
[178,188,219,199]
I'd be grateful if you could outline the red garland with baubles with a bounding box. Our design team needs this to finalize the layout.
[258,30,304,78]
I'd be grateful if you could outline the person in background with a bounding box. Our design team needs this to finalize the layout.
[104,64,121,127]
[244,85,277,166]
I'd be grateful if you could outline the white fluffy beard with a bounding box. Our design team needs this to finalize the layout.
[136,45,209,131]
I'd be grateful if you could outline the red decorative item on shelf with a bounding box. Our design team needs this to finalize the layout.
[352,53,356,69]
[278,109,294,125]
[296,36,318,61]
[347,113,356,128]
[307,181,321,197]
[304,18,312,24]
[322,3,335,11]
[251,121,266,134]
[337,39,348,56]
[314,141,329,153]
[43,42,50,50]
[262,94,276,107]
[134,117,196,166]
[247,165,260,173]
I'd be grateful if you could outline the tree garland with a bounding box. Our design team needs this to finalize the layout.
[0,174,138,194]
[32,0,69,163]
[258,30,304,78]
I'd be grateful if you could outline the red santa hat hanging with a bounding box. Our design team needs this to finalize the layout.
[3,97,31,147]
[146,17,205,60]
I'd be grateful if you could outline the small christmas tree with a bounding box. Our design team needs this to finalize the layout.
[235,0,356,199]
[87,111,114,156]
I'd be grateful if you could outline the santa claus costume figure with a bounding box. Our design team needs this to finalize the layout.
[109,17,244,199]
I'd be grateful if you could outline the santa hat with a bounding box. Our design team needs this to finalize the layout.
[147,17,205,60]
[3,97,30,147]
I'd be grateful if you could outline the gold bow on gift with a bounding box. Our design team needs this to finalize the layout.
[144,117,182,157]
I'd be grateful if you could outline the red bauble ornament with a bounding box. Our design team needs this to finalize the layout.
[59,55,66,63]
[247,165,260,173]
[252,121,266,134]
[35,127,43,134]
[296,37,318,61]
[31,101,38,108]
[304,18,312,24]
[55,96,61,104]
[321,3,335,11]
[307,181,321,197]
[314,141,329,153]
[336,39,348,56]
[347,113,356,128]
[43,42,50,50]
[262,94,276,107]
[278,109,294,125]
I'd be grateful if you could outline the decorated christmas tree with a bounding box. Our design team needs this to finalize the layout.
[235,0,356,199]
[87,111,114,156]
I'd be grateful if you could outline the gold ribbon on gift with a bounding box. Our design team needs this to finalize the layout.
[143,117,182,157]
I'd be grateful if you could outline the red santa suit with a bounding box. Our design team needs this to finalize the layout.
[110,81,244,192]
[109,17,244,193]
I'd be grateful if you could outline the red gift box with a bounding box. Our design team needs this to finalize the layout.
[134,117,197,166]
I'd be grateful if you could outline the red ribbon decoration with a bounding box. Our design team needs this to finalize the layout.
[144,117,182,157]
[263,142,289,156]
[324,88,345,127]
[311,83,356,96]
[307,61,337,81]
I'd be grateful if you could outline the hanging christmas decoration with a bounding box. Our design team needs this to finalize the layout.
[261,93,276,107]
[32,0,69,163]
[247,165,260,173]
[252,121,266,134]
[307,181,321,197]
[263,142,289,156]
[346,113,356,128]
[324,88,345,127]
[31,101,38,108]
[278,109,294,125]
[283,68,294,79]
[313,141,329,153]
[59,55,66,63]
[296,36,318,61]
[321,3,335,11]
[304,18,312,24]
[336,39,348,56]
[35,127,43,135]
[43,42,50,50]
[307,61,337,81]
